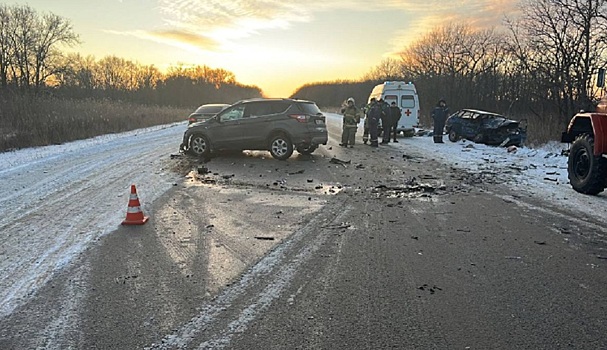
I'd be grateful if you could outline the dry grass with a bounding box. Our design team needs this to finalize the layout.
[0,95,191,152]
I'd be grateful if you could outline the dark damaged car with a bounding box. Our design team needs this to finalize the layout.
[179,98,327,160]
[445,109,527,147]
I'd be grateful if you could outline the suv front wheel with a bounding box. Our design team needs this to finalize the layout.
[269,134,293,160]
[188,134,211,158]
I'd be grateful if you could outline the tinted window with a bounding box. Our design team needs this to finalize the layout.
[401,95,415,108]
[266,102,291,115]
[384,95,398,105]
[295,102,322,115]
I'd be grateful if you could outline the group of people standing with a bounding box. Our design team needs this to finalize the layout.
[340,97,450,147]
[340,97,402,148]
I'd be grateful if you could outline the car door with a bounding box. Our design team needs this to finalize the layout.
[233,101,270,148]
[459,111,479,138]
[239,101,291,149]
[212,105,246,150]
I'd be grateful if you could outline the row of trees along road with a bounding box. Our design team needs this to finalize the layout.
[0,4,261,107]
[295,0,607,136]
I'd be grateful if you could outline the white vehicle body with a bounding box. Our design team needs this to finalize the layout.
[368,81,419,134]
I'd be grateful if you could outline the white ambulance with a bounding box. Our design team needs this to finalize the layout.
[368,81,419,136]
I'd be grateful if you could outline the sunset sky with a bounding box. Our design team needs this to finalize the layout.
[15,0,519,97]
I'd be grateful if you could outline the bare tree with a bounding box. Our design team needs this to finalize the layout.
[0,4,78,90]
[362,58,405,81]
[396,22,506,111]
[0,5,12,87]
[507,0,607,119]
[31,11,79,88]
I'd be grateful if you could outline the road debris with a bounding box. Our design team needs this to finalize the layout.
[418,284,442,294]
[330,157,351,167]
[373,177,446,198]
[254,236,275,241]
[321,222,351,230]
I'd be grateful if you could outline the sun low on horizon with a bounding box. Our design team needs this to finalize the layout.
[14,0,519,98]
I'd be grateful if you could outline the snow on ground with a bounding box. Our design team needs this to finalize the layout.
[2,114,607,320]
[324,112,607,219]
[0,122,185,318]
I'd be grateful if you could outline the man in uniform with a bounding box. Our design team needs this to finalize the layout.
[366,98,381,147]
[340,97,360,148]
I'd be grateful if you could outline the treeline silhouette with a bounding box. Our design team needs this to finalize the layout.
[291,80,379,108]
[0,4,262,151]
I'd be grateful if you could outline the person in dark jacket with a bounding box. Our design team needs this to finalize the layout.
[389,101,401,142]
[431,99,449,143]
[366,98,381,147]
[379,98,391,144]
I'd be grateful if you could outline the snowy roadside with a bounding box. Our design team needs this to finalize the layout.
[324,112,607,220]
[0,122,186,318]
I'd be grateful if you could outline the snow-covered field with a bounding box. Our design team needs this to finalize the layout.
[2,114,607,320]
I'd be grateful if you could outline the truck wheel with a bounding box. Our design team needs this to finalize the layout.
[269,134,293,160]
[568,134,607,195]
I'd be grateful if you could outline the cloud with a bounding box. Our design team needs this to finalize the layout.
[105,29,218,52]
[131,0,520,53]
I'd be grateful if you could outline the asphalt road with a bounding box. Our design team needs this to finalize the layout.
[1,119,607,350]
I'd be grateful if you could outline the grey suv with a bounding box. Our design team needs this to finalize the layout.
[179,98,327,160]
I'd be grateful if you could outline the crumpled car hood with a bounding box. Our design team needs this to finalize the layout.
[483,117,520,129]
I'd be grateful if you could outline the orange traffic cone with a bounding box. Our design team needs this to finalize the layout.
[121,184,149,225]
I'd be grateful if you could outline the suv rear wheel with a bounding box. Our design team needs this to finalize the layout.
[568,134,607,195]
[269,134,293,160]
[188,134,211,158]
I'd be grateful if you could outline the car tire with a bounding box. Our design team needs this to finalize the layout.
[187,134,211,158]
[296,144,318,155]
[448,130,460,142]
[269,134,294,160]
[473,133,485,143]
[568,133,607,195]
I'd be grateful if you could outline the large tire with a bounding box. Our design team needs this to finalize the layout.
[187,134,211,158]
[296,144,317,155]
[568,134,607,195]
[269,134,293,160]
[448,130,460,142]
